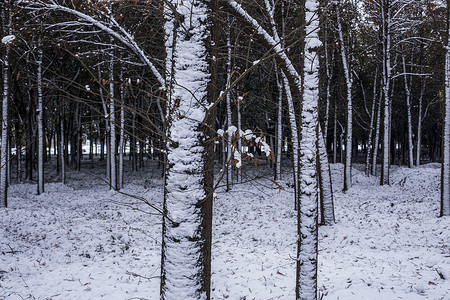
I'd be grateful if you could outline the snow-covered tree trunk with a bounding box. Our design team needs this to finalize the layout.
[296,0,320,298]
[333,101,337,164]
[225,21,233,191]
[160,1,213,298]
[323,24,333,145]
[37,44,44,195]
[60,99,65,184]
[109,53,117,190]
[118,65,124,189]
[337,3,352,191]
[401,51,414,168]
[381,0,391,185]
[416,78,424,166]
[318,126,335,226]
[282,71,299,208]
[275,64,283,181]
[372,92,382,175]
[441,7,450,217]
[236,94,242,183]
[0,1,11,207]
[365,68,378,176]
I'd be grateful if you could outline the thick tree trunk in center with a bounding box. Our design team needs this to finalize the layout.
[160,1,213,299]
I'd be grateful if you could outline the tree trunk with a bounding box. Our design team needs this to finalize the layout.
[118,64,125,189]
[37,45,44,195]
[275,63,283,181]
[225,19,233,191]
[441,2,450,217]
[365,67,378,176]
[401,51,414,168]
[318,126,335,226]
[296,1,320,298]
[0,1,11,207]
[381,0,391,185]
[160,1,213,298]
[416,75,425,166]
[282,71,299,209]
[337,3,352,191]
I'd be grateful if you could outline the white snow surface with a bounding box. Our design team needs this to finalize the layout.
[1,162,449,299]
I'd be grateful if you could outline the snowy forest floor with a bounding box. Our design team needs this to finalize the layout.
[0,159,449,299]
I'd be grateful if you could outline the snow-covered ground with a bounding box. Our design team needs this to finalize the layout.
[1,161,449,299]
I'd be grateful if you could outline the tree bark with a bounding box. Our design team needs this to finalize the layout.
[318,126,335,226]
[337,2,353,191]
[37,43,44,195]
[0,0,11,207]
[160,1,213,298]
[441,0,450,217]
[381,0,391,185]
[109,53,116,190]
[296,1,320,297]
[401,50,414,168]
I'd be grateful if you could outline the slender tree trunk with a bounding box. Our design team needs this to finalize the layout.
[381,0,391,185]
[333,100,337,164]
[118,64,124,189]
[372,91,382,175]
[225,20,233,191]
[365,67,378,176]
[323,24,333,147]
[236,93,242,182]
[76,105,82,171]
[337,3,352,191]
[275,63,283,181]
[282,71,299,209]
[416,75,425,166]
[0,1,10,207]
[441,2,450,217]
[318,126,335,226]
[37,45,44,195]
[402,51,414,168]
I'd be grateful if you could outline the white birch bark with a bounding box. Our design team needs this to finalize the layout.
[337,3,352,191]
[236,94,242,183]
[0,2,11,207]
[318,126,335,226]
[37,45,44,195]
[160,1,212,298]
[60,99,65,184]
[381,0,391,185]
[372,91,382,175]
[416,77,424,166]
[333,101,337,164]
[401,51,414,168]
[109,53,116,190]
[365,67,378,176]
[225,21,233,191]
[282,71,299,208]
[441,21,450,216]
[118,65,124,189]
[323,24,332,144]
[275,63,283,181]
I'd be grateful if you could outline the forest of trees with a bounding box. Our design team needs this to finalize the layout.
[1,0,450,299]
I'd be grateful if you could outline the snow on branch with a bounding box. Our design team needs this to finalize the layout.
[1,35,16,45]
